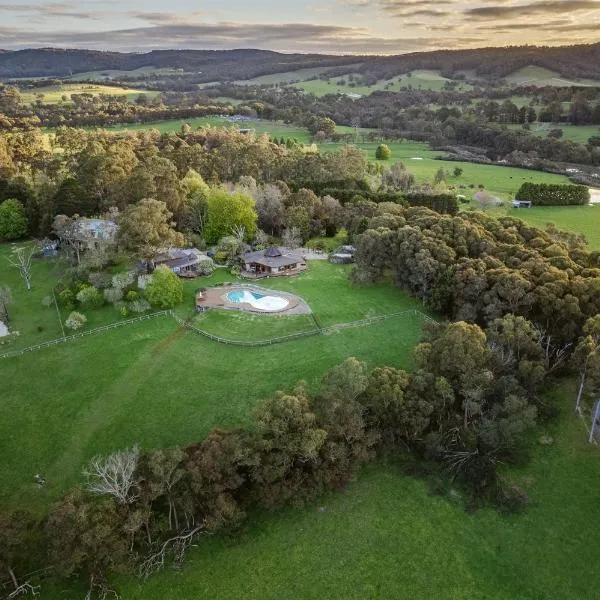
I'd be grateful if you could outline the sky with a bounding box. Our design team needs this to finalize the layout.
[0,0,599,54]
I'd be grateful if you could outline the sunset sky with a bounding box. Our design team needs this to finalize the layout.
[1,0,599,53]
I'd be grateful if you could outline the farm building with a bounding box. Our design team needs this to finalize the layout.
[329,245,356,264]
[242,247,305,277]
[512,200,532,208]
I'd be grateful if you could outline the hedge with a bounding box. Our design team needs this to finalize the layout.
[516,183,590,206]
[404,193,459,216]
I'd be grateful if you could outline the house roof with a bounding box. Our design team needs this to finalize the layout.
[243,247,304,268]
[73,218,118,240]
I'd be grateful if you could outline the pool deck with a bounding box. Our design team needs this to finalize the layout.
[197,284,312,315]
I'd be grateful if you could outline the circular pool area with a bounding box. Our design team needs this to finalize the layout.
[225,289,289,311]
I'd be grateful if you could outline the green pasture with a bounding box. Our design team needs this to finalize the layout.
[18,82,156,104]
[507,123,600,144]
[296,69,472,97]
[504,65,600,88]
[68,67,187,82]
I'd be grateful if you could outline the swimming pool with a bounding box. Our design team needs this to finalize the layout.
[225,289,289,311]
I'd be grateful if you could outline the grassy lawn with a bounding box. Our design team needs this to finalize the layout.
[38,379,600,599]
[193,310,318,341]
[18,82,156,104]
[0,259,426,513]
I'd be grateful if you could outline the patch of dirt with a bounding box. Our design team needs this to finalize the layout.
[151,327,186,357]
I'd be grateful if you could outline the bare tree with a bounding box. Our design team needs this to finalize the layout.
[84,446,140,505]
[7,580,40,598]
[230,224,246,242]
[138,524,204,579]
[6,247,35,291]
[84,576,120,600]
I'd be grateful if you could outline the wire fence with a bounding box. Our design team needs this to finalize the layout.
[0,310,174,359]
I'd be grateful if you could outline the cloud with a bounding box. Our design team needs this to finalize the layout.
[465,1,600,19]
[0,21,487,54]
[0,2,120,20]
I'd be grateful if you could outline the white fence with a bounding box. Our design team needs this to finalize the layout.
[1,308,437,359]
[0,311,174,359]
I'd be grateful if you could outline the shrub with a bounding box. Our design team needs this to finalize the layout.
[76,286,104,308]
[65,311,87,331]
[103,287,124,304]
[198,260,215,276]
[0,199,28,240]
[58,289,75,310]
[88,272,113,289]
[375,144,391,161]
[111,271,136,291]
[128,298,151,314]
[144,266,183,309]
[125,290,139,302]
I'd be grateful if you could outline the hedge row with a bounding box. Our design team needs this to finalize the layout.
[516,183,590,206]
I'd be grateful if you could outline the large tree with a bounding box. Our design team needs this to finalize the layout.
[0,198,28,240]
[204,187,257,244]
[117,199,184,259]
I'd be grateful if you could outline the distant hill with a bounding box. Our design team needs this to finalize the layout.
[0,48,359,80]
[1,43,600,83]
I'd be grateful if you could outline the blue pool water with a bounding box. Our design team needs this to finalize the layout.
[227,291,244,303]
[251,292,265,300]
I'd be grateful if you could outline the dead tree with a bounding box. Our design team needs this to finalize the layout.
[138,524,204,580]
[84,446,140,505]
[6,247,35,291]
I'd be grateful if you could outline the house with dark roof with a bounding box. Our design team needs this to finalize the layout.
[151,248,213,278]
[242,247,305,277]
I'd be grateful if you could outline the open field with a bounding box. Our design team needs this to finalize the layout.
[0,259,426,513]
[507,123,600,144]
[39,379,600,600]
[68,66,187,82]
[504,65,600,88]
[17,82,157,104]
[79,115,315,142]
[234,66,351,86]
[296,69,472,97]
[320,139,570,198]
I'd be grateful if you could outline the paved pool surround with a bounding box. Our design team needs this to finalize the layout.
[199,285,312,315]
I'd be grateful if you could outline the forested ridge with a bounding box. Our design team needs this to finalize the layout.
[1,43,600,81]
